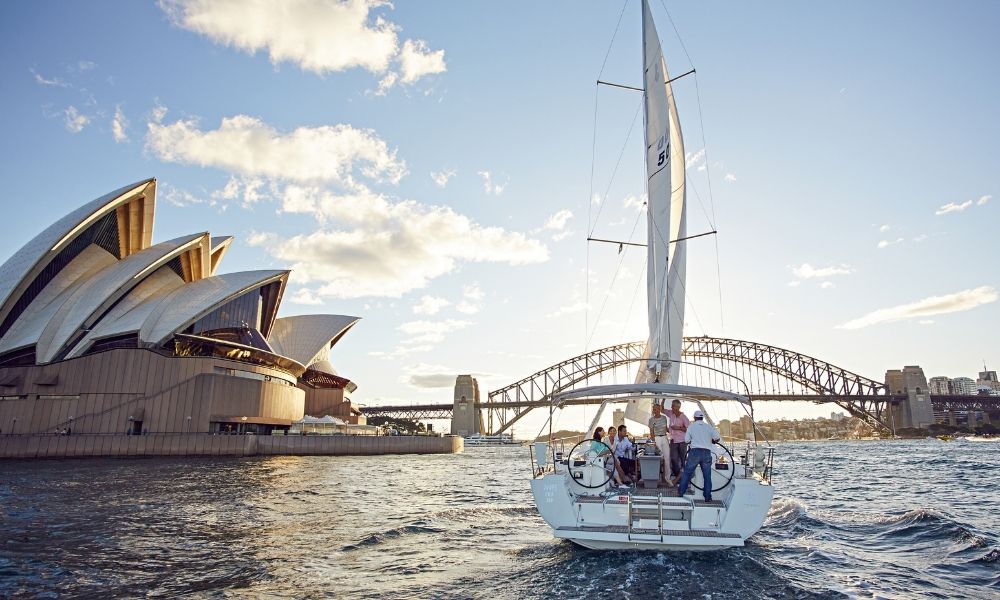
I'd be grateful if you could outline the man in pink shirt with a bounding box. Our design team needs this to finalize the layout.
[667,399,691,484]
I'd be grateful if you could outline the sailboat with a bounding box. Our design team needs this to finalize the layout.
[527,0,775,551]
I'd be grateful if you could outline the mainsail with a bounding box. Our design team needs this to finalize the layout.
[626,0,687,424]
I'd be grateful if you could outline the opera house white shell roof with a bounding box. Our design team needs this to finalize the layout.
[0,179,359,378]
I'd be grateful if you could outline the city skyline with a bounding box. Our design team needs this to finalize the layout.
[1,1,997,436]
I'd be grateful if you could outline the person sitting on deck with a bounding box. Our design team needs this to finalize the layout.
[615,424,636,481]
[589,427,625,487]
[606,425,633,486]
[677,410,722,502]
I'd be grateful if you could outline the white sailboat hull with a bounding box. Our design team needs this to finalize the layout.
[530,467,773,551]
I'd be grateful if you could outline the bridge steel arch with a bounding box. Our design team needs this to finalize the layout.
[485,341,645,435]
[483,337,895,435]
[680,336,894,433]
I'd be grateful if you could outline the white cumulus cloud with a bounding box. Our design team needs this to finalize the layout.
[837,286,998,330]
[252,184,549,299]
[978,194,992,206]
[146,113,406,184]
[160,0,446,88]
[399,39,446,83]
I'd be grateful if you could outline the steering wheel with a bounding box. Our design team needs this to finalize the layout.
[689,442,736,493]
[565,439,614,489]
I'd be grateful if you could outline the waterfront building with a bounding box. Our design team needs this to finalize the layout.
[951,377,976,396]
[977,366,1000,392]
[928,376,951,395]
[0,179,362,436]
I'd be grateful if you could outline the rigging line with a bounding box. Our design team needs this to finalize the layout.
[599,0,631,80]
[589,96,643,237]
[585,205,645,349]
[693,74,726,333]
[657,0,695,72]
[586,80,601,352]
[619,253,648,341]
[648,212,707,339]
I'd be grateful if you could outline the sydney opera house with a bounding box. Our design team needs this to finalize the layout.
[0,178,363,437]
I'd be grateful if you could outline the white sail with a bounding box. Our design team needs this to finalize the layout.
[627,0,687,424]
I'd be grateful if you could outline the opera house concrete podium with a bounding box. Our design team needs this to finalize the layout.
[0,178,369,443]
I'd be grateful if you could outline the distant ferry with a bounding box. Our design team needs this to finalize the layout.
[464,433,522,446]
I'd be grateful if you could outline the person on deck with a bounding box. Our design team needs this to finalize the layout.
[589,427,625,486]
[615,424,636,481]
[647,402,672,486]
[677,410,722,502]
[667,399,691,485]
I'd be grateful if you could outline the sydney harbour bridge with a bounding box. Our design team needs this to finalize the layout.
[362,336,997,436]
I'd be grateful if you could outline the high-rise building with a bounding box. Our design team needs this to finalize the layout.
[928,376,951,395]
[951,377,976,395]
[977,365,1000,392]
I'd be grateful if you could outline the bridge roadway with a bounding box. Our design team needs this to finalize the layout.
[361,394,999,421]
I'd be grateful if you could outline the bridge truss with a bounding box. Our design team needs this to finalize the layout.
[481,337,897,435]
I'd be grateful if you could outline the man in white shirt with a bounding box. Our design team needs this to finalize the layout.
[614,424,636,481]
[677,410,722,502]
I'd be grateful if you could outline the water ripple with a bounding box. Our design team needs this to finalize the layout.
[1,441,998,598]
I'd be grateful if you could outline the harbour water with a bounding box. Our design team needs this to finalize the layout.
[1,440,997,599]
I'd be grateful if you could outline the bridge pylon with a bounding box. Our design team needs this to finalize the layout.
[451,375,484,436]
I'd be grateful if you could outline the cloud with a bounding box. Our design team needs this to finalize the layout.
[31,68,68,87]
[685,148,705,169]
[413,295,450,315]
[623,194,646,211]
[819,281,835,289]
[879,224,890,233]
[541,209,573,232]
[160,0,398,74]
[398,39,446,83]
[836,286,998,330]
[478,170,508,195]
[159,182,205,207]
[790,263,852,279]
[211,175,270,206]
[63,106,89,132]
[456,284,484,314]
[933,195,991,216]
[160,0,446,88]
[430,169,455,187]
[146,113,406,184]
[935,200,972,215]
[253,184,549,299]
[76,60,96,72]
[877,237,903,249]
[402,363,460,389]
[111,106,128,142]
[912,234,928,243]
[288,288,324,305]
[918,319,934,326]
[398,319,472,345]
[723,173,737,183]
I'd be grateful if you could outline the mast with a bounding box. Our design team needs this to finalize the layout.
[639,0,686,387]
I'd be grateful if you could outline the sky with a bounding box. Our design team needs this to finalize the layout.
[0,1,997,437]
